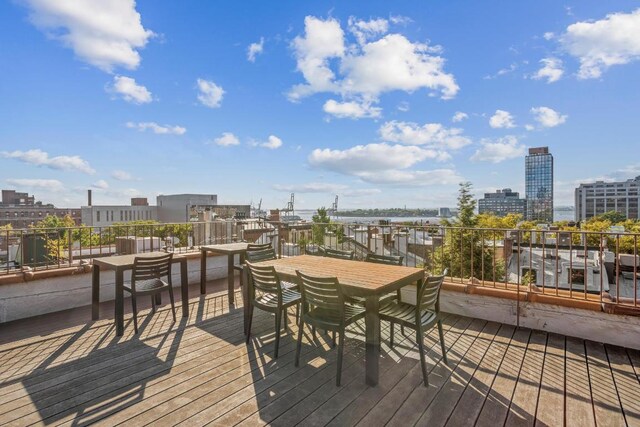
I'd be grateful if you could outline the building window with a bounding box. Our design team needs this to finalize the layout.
[97,211,101,222]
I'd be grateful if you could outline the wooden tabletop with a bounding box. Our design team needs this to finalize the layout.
[201,243,249,255]
[253,255,425,297]
[93,252,184,270]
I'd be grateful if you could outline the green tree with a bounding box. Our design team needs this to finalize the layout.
[597,210,627,224]
[434,182,506,281]
[311,207,331,246]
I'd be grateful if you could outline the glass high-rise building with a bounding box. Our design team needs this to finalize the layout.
[525,147,553,223]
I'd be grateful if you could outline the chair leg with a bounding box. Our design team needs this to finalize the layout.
[336,329,345,386]
[332,331,336,348]
[131,294,139,334]
[274,311,282,358]
[401,324,405,336]
[390,322,395,347]
[312,326,317,341]
[438,320,448,364]
[167,287,176,322]
[151,296,156,314]
[295,321,304,367]
[246,305,254,343]
[417,330,429,387]
[295,304,300,325]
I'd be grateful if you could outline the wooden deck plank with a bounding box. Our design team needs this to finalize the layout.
[606,345,640,426]
[534,333,566,427]
[0,307,253,419]
[384,316,484,427]
[474,327,532,427]
[5,314,277,425]
[444,323,516,426]
[415,321,502,427]
[505,330,547,426]
[564,337,596,427]
[585,341,626,427]
[341,315,458,427]
[323,316,458,427]
[187,325,371,426]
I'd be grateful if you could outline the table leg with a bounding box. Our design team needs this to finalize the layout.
[91,264,100,320]
[228,254,235,305]
[115,269,124,337]
[365,295,381,386]
[200,249,207,295]
[180,258,189,318]
[243,266,250,335]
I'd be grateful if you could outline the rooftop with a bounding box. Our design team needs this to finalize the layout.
[1,279,638,426]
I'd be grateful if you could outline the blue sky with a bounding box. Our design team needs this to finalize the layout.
[1,1,639,211]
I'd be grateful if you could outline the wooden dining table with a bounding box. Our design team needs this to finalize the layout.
[199,242,249,304]
[92,252,189,337]
[245,255,425,386]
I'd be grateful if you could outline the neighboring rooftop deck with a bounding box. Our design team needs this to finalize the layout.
[1,279,639,426]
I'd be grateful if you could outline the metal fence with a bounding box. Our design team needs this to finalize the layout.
[1,220,638,311]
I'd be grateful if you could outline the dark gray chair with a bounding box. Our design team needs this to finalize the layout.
[322,247,355,260]
[234,242,273,277]
[246,262,301,358]
[379,269,448,386]
[295,271,365,386]
[124,253,175,334]
[365,253,404,266]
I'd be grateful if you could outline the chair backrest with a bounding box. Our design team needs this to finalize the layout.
[365,253,404,266]
[296,270,344,314]
[133,253,173,284]
[247,242,272,251]
[246,262,281,294]
[323,247,355,260]
[246,247,277,263]
[416,268,448,315]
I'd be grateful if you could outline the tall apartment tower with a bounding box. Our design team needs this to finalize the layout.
[525,147,554,223]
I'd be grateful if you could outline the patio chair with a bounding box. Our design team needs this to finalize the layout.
[234,242,273,279]
[365,253,404,266]
[124,253,175,334]
[323,247,355,260]
[379,269,448,387]
[295,271,365,386]
[245,262,301,358]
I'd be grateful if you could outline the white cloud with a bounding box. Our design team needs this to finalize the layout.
[323,99,381,119]
[247,37,264,62]
[126,122,186,135]
[6,178,65,192]
[111,170,133,181]
[543,32,555,40]
[23,0,153,72]
[212,132,240,147]
[342,188,382,197]
[532,57,564,83]
[92,179,109,189]
[197,78,224,108]
[109,76,152,104]
[489,110,516,129]
[531,106,567,128]
[379,120,471,150]
[452,111,468,122]
[288,16,458,117]
[559,9,640,79]
[397,101,410,112]
[348,17,389,45]
[273,182,347,193]
[356,169,462,186]
[2,149,95,174]
[261,135,283,149]
[471,135,526,163]
[309,143,448,175]
[389,15,412,26]
[484,63,517,80]
[525,124,535,131]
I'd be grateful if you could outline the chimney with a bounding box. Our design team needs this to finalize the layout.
[87,189,92,206]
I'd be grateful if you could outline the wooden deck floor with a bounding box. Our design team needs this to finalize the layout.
[1,279,639,426]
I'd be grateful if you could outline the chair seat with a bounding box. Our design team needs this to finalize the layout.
[379,301,436,327]
[304,303,365,329]
[254,288,301,309]
[347,292,396,306]
[124,278,169,294]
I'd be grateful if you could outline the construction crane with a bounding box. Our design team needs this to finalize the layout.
[328,195,339,218]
